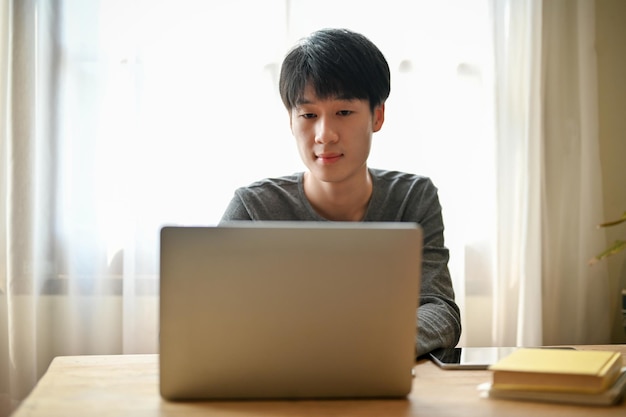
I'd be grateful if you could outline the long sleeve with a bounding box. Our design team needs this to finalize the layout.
[220,169,462,357]
[365,170,461,357]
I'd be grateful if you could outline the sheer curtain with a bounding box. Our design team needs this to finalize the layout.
[486,0,612,347]
[0,0,617,415]
[490,0,545,347]
[539,0,612,345]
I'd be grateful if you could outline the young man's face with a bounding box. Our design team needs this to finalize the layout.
[289,84,385,186]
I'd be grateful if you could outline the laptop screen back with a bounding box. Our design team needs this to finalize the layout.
[159,221,422,400]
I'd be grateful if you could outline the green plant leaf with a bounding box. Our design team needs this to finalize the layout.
[597,211,626,228]
[588,240,626,265]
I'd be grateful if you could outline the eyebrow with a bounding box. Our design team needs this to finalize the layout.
[295,94,358,106]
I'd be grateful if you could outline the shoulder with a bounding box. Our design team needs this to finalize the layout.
[235,173,302,197]
[225,172,316,221]
[369,168,437,191]
[366,168,442,222]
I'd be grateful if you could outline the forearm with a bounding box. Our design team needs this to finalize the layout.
[414,244,461,356]
[416,295,462,357]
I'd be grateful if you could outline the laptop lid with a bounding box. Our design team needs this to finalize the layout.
[159,221,422,400]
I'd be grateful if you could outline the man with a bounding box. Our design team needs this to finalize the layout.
[221,28,461,356]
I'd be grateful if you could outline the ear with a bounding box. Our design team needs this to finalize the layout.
[372,103,385,132]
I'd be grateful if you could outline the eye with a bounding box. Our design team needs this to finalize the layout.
[337,110,353,116]
[300,113,316,119]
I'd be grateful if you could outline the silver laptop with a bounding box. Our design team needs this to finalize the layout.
[159,221,422,400]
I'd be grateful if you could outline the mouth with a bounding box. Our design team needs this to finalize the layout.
[316,152,343,164]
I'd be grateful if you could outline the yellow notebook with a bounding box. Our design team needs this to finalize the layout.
[488,348,624,394]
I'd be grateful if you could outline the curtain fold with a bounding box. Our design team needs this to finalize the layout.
[3,0,55,411]
[489,0,612,347]
[491,0,544,347]
[0,2,10,415]
[540,0,611,345]
[5,0,38,410]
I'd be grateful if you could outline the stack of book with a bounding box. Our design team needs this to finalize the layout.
[479,348,626,406]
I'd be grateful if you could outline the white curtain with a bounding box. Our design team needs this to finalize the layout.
[487,0,612,347]
[482,0,608,346]
[490,0,546,347]
[539,0,612,345]
[0,0,617,415]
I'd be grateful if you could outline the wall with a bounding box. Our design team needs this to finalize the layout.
[596,0,626,343]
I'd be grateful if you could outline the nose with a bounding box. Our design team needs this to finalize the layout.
[314,116,339,144]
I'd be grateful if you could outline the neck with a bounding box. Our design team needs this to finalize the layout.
[303,168,372,221]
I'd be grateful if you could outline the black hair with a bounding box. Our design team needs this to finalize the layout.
[278,28,390,113]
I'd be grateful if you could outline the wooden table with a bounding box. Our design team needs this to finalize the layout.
[10,345,626,417]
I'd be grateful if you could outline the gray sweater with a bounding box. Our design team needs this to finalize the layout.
[221,168,461,357]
